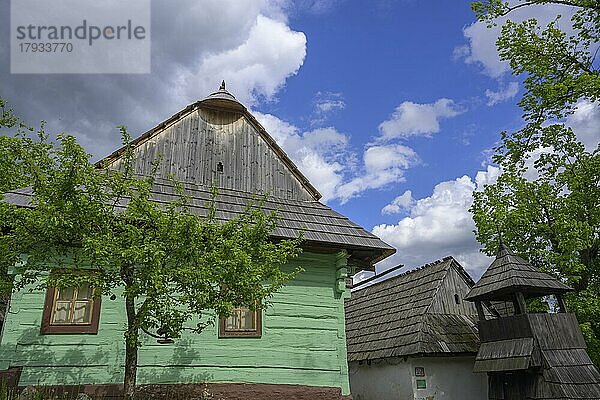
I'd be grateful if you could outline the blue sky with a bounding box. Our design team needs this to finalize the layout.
[2,0,598,278]
[268,1,515,220]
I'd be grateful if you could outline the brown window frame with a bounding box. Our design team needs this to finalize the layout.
[41,284,101,335]
[219,305,262,338]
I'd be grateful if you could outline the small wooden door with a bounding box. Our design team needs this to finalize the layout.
[503,373,525,400]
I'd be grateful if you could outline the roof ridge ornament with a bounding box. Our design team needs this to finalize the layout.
[219,80,226,91]
[497,241,510,255]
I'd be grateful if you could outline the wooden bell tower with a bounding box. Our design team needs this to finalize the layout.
[465,244,600,400]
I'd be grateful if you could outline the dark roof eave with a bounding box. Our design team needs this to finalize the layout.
[278,236,396,267]
[349,350,479,363]
[465,284,574,302]
[2,189,395,267]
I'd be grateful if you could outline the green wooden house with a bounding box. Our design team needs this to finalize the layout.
[0,83,394,399]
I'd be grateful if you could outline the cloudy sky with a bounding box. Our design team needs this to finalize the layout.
[2,0,598,280]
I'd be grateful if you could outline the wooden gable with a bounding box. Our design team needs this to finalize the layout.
[428,260,479,315]
[100,95,320,201]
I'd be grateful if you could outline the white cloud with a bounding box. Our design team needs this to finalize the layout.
[479,98,599,178]
[382,190,414,215]
[256,113,420,203]
[520,100,599,179]
[337,145,420,203]
[456,21,508,78]
[1,0,307,159]
[566,99,600,152]
[456,4,578,78]
[255,112,351,202]
[180,14,307,106]
[310,91,346,126]
[378,99,465,141]
[316,98,345,114]
[485,82,519,106]
[474,165,502,188]
[373,166,501,279]
[258,97,464,204]
[373,104,596,277]
[254,111,299,145]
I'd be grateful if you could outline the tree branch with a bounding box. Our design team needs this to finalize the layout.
[502,1,600,16]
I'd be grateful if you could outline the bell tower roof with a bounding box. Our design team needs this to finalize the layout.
[465,243,572,302]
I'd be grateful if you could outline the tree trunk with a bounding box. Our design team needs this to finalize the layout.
[123,293,138,400]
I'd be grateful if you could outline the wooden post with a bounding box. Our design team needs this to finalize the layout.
[514,292,527,315]
[475,301,486,321]
[556,294,568,313]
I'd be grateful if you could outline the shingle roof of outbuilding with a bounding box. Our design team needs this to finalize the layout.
[345,257,481,362]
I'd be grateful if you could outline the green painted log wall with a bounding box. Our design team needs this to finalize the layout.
[0,252,351,395]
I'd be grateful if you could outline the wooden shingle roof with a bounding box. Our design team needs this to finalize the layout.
[3,84,396,266]
[473,337,535,372]
[3,178,395,266]
[345,257,481,362]
[540,347,600,399]
[464,243,572,301]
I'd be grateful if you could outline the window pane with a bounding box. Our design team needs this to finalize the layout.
[52,301,72,323]
[242,309,255,329]
[73,300,92,324]
[224,310,239,330]
[56,287,74,301]
[225,306,255,331]
[76,285,93,300]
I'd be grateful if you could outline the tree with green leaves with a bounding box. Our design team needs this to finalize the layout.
[0,101,302,399]
[0,100,54,295]
[470,1,600,364]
